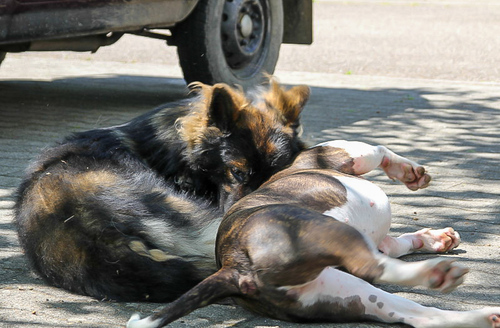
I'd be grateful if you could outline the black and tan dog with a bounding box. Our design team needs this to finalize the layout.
[14,81,310,302]
[128,140,500,328]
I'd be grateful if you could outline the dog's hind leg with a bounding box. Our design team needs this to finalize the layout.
[288,266,500,328]
[314,140,431,190]
[378,227,461,258]
[241,206,467,293]
[127,267,242,328]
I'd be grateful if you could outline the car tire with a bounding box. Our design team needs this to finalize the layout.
[173,0,283,90]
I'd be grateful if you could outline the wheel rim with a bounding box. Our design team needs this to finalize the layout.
[221,0,268,74]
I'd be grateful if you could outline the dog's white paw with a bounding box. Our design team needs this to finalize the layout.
[414,227,461,253]
[127,313,161,328]
[381,156,431,191]
[127,314,141,328]
[455,308,500,328]
[423,258,469,293]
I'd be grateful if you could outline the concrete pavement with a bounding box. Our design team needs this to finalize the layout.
[1,54,499,327]
[1,2,500,324]
[15,1,500,83]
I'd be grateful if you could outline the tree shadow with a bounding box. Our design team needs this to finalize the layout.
[301,84,500,247]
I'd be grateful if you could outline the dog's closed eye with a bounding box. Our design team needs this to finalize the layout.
[230,167,247,183]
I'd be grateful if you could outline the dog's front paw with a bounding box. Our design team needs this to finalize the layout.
[403,164,431,191]
[381,157,431,191]
[414,227,461,253]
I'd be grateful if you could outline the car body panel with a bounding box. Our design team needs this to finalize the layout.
[0,0,312,86]
[0,0,198,45]
[283,0,312,45]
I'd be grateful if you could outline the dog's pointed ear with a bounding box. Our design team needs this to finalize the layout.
[268,81,310,125]
[207,84,240,133]
[282,85,310,124]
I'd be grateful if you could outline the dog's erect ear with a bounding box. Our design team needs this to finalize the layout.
[268,81,310,125]
[282,85,311,123]
[207,84,240,133]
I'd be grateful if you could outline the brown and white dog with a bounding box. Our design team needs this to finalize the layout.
[128,140,500,328]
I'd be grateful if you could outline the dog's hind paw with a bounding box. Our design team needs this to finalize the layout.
[490,313,500,328]
[461,308,500,328]
[424,258,469,293]
[406,308,500,328]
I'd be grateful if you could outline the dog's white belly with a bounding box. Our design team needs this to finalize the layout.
[323,176,391,247]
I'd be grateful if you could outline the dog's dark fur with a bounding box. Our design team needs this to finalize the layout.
[14,81,309,302]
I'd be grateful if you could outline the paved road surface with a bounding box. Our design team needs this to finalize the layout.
[1,1,499,327]
[12,0,500,82]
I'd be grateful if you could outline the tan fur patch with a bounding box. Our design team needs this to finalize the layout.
[129,240,180,262]
[178,83,249,149]
[39,226,88,271]
[32,170,117,217]
[34,174,64,216]
[227,158,249,172]
[74,170,118,192]
[263,80,310,125]
[164,194,198,215]
[235,109,282,153]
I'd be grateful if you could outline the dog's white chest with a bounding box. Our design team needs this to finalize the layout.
[323,176,391,246]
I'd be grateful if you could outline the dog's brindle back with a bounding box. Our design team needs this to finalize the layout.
[14,82,309,302]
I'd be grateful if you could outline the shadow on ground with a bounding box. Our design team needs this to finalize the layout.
[0,74,498,327]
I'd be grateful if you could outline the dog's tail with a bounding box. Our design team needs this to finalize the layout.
[127,267,242,328]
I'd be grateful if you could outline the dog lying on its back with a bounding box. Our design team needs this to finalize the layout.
[129,140,500,328]
[14,81,309,302]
